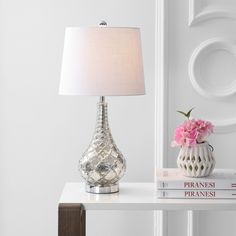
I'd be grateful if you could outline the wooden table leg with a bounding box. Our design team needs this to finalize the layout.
[58,203,86,236]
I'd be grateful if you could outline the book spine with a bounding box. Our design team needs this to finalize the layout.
[157,189,236,199]
[157,180,236,190]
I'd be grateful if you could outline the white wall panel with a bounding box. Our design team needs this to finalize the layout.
[189,0,236,26]
[160,0,236,236]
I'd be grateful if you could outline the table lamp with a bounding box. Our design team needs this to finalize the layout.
[59,22,145,194]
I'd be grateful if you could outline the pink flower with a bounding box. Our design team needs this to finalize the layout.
[172,119,214,147]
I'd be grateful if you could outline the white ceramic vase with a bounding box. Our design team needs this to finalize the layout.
[177,142,215,177]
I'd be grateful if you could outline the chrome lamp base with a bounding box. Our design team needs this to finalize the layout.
[86,184,119,194]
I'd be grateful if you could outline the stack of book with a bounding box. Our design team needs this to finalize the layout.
[156,168,236,199]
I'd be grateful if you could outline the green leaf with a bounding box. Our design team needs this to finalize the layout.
[177,110,187,116]
[177,107,195,119]
[186,107,195,119]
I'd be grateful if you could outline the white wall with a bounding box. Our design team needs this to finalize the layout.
[0,0,155,236]
[163,0,236,236]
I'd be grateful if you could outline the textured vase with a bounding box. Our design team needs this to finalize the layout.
[177,142,215,177]
[79,100,126,193]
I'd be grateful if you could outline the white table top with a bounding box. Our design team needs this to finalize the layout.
[59,183,236,211]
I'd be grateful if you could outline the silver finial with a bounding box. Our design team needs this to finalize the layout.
[99,21,107,26]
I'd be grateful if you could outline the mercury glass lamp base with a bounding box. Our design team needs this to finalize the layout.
[86,184,119,194]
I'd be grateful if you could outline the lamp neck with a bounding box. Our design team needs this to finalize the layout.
[96,96,109,130]
[100,96,105,103]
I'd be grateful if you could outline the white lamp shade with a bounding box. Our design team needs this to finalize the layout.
[59,27,145,96]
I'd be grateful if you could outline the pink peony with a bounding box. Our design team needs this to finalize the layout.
[172,119,214,147]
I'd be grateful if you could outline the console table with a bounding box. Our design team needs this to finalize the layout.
[58,183,236,236]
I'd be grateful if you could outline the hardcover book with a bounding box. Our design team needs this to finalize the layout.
[157,168,236,190]
[157,189,236,199]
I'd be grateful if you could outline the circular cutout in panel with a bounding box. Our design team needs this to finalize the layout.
[189,38,236,99]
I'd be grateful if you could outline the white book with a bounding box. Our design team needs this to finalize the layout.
[157,168,236,190]
[157,189,236,199]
